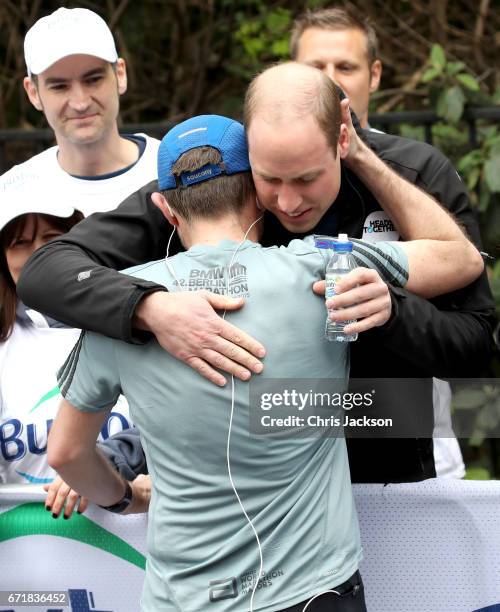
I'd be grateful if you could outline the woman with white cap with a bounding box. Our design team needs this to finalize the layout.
[0,189,132,504]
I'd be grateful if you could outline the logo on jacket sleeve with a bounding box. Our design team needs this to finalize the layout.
[362,211,400,242]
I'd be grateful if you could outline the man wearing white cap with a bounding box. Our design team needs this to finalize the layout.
[8,7,242,388]
[1,7,159,216]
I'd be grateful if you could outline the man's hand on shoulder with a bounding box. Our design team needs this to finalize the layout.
[134,291,266,386]
[313,267,392,334]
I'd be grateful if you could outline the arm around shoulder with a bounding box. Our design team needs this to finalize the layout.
[397,238,484,298]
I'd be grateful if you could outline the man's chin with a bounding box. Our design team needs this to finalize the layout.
[281,217,318,234]
[65,122,106,146]
[67,130,104,146]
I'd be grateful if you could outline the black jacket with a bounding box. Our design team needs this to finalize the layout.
[259,131,495,481]
[18,129,495,483]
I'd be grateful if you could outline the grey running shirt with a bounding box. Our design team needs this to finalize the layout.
[58,238,407,611]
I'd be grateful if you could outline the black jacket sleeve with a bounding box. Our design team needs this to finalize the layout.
[357,133,495,377]
[361,280,494,377]
[17,180,183,343]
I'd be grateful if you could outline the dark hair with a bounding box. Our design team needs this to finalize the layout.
[290,7,379,65]
[0,211,83,341]
[243,64,342,155]
[162,146,255,221]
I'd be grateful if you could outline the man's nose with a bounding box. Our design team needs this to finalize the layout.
[69,83,91,111]
[276,184,302,213]
[324,64,336,82]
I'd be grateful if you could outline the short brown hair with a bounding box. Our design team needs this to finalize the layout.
[163,146,255,221]
[290,7,379,65]
[0,211,83,341]
[243,63,342,156]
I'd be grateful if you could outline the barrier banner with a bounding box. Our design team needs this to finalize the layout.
[0,485,147,612]
[1,481,500,611]
[356,479,500,612]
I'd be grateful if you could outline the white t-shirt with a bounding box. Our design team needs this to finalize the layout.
[0,133,159,216]
[0,313,132,484]
[432,378,466,479]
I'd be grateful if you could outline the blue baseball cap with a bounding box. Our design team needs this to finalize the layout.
[157,115,251,190]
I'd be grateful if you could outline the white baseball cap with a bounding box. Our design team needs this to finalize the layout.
[0,198,79,233]
[24,7,118,77]
[0,173,81,232]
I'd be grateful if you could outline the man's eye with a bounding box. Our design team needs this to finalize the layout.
[86,76,103,85]
[48,84,67,91]
[338,65,354,73]
[298,176,315,184]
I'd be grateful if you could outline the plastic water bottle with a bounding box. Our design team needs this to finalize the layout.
[324,234,358,342]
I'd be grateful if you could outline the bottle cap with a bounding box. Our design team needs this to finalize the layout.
[333,234,353,252]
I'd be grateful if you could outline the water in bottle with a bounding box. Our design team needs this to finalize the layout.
[323,234,358,342]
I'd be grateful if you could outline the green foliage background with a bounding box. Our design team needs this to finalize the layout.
[1,1,499,126]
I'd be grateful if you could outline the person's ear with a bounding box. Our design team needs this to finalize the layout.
[369,59,382,94]
[151,192,178,227]
[115,58,128,96]
[337,123,350,160]
[255,196,263,211]
[23,76,43,111]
